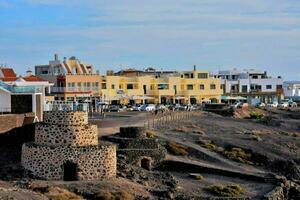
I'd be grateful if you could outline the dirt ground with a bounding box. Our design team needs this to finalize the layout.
[0,108,299,199]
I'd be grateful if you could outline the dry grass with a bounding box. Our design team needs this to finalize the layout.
[96,190,134,200]
[166,142,189,156]
[197,139,224,153]
[207,184,245,197]
[222,148,253,165]
[146,130,156,138]
[172,127,189,133]
[189,173,204,181]
[45,187,83,200]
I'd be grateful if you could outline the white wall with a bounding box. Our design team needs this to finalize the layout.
[0,90,11,112]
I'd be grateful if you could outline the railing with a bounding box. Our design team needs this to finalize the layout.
[144,110,198,130]
[51,87,99,93]
[0,81,43,93]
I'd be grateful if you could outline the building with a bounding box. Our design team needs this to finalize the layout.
[283,81,300,101]
[0,67,53,120]
[35,54,102,105]
[216,69,284,105]
[102,66,222,104]
[21,111,116,180]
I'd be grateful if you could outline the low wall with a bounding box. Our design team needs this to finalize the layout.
[0,113,35,133]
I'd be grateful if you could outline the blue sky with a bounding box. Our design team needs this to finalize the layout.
[0,0,300,80]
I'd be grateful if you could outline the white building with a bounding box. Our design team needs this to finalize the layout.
[216,69,284,105]
[283,81,300,100]
[0,67,53,121]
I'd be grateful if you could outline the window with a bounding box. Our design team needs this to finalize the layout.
[252,75,258,79]
[127,84,133,89]
[276,85,283,89]
[242,85,247,93]
[198,73,208,79]
[41,70,48,74]
[158,84,169,90]
[187,84,193,90]
[101,83,107,89]
[266,85,272,89]
[77,82,81,87]
[111,84,115,89]
[210,84,216,90]
[86,82,90,88]
[199,84,205,90]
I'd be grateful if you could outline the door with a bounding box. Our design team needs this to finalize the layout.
[63,161,78,181]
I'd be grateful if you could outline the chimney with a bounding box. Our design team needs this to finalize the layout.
[193,65,196,71]
[26,68,33,76]
[54,53,59,61]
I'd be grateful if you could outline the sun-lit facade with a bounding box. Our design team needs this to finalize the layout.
[102,67,222,104]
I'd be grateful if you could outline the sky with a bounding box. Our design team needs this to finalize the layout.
[0,0,300,80]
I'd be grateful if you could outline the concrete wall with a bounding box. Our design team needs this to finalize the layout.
[0,89,11,112]
[0,114,25,133]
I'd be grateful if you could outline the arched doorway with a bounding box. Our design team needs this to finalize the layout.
[140,158,151,170]
[63,161,78,181]
[210,98,218,103]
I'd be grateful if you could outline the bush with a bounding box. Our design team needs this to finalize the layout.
[166,142,189,156]
[45,187,83,200]
[222,148,253,165]
[249,111,264,120]
[96,190,134,200]
[189,173,204,180]
[146,130,156,138]
[207,184,245,197]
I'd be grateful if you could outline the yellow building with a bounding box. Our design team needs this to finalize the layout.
[102,68,222,105]
[36,55,222,105]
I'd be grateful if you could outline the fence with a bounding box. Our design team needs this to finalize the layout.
[44,101,89,112]
[144,110,198,130]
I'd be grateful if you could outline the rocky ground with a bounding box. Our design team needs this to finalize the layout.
[0,108,299,199]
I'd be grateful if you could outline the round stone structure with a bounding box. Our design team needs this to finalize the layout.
[21,111,116,181]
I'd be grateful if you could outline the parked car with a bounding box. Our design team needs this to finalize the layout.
[178,105,187,111]
[232,101,244,108]
[267,102,278,108]
[109,105,120,112]
[145,104,156,112]
[256,102,266,108]
[278,100,289,108]
[139,104,148,111]
[157,105,168,112]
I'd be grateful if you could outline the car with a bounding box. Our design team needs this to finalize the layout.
[256,102,266,108]
[267,102,278,108]
[109,105,120,112]
[130,105,140,111]
[139,104,148,111]
[145,104,156,112]
[157,105,168,112]
[178,105,187,111]
[232,101,244,108]
[278,101,289,108]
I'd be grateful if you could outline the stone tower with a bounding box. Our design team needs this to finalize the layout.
[21,111,116,181]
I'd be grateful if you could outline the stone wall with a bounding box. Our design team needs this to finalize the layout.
[22,142,116,180]
[119,127,146,138]
[106,136,159,149]
[118,147,166,168]
[43,111,88,125]
[35,123,98,147]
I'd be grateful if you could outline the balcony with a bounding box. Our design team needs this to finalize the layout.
[51,87,98,94]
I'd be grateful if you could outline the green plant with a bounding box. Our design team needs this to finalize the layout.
[249,111,264,120]
[207,184,245,197]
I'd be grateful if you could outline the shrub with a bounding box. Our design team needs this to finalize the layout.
[146,130,156,138]
[249,111,264,120]
[223,148,253,165]
[189,173,204,180]
[45,187,83,200]
[207,184,245,197]
[96,190,134,200]
[166,142,189,156]
[173,127,189,133]
[250,135,262,141]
